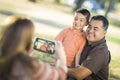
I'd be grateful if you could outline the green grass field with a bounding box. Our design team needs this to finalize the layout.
[109,57,120,80]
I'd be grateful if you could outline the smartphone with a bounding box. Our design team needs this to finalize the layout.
[34,38,55,54]
[33,38,56,66]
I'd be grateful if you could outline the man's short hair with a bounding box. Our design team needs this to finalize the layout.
[91,15,109,30]
[76,9,91,23]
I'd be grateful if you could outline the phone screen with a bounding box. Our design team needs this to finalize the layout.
[34,38,55,54]
[33,38,56,66]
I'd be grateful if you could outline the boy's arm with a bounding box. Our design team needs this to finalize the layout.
[75,51,81,67]
[75,34,86,67]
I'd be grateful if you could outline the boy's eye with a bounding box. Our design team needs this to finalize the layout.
[80,19,84,22]
[94,28,98,31]
[80,19,86,22]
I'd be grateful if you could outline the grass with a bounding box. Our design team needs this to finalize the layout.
[33,50,57,65]
[109,56,120,80]
[116,2,120,10]
[109,19,120,28]
[106,33,120,44]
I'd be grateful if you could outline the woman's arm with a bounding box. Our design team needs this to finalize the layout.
[33,41,67,80]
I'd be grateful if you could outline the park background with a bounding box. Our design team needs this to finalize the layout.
[0,0,120,80]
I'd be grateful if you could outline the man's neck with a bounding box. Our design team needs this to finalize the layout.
[88,42,92,45]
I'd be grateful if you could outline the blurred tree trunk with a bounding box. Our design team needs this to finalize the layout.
[54,0,60,4]
[105,0,112,18]
[99,0,105,9]
[29,0,36,2]
[74,0,85,11]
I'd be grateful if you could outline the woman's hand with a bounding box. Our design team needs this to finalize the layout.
[54,41,67,73]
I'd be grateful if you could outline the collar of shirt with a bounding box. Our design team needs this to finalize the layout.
[87,37,106,48]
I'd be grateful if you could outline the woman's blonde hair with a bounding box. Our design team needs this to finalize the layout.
[0,15,34,57]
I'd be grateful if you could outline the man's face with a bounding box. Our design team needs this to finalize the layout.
[73,13,87,31]
[86,20,107,44]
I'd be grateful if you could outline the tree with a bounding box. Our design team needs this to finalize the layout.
[98,0,105,9]
[29,0,36,3]
[54,0,60,4]
[74,0,85,11]
[105,0,114,17]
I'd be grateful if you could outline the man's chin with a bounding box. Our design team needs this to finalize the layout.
[87,37,94,42]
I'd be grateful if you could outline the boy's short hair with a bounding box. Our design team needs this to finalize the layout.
[91,15,109,30]
[76,9,91,23]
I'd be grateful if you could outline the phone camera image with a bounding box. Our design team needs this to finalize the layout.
[33,38,56,66]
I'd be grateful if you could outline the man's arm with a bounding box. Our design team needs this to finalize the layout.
[68,66,92,80]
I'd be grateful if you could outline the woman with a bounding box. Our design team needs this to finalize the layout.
[0,16,34,57]
[0,15,67,80]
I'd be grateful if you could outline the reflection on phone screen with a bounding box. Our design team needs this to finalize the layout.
[34,38,55,54]
[33,38,56,66]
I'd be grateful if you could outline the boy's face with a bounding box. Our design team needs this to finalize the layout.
[73,13,87,31]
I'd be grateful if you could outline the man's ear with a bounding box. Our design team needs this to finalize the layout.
[104,30,107,36]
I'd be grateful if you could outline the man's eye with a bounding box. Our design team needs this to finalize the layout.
[80,20,83,22]
[80,19,85,22]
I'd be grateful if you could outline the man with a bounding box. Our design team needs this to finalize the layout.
[68,15,111,80]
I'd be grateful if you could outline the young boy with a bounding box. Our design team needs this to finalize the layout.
[55,9,90,68]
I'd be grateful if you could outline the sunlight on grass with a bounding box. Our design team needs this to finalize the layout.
[109,56,120,80]
[116,3,120,9]
[106,33,120,44]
